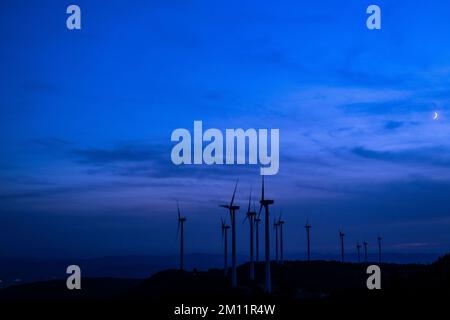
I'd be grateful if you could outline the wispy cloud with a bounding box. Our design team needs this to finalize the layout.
[351,146,450,168]
[392,242,438,249]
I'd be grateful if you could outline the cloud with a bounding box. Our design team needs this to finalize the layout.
[32,138,72,148]
[392,242,438,249]
[337,99,430,116]
[73,144,163,165]
[351,146,450,168]
[72,143,259,180]
[384,121,405,130]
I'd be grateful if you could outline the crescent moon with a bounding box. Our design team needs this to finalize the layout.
[433,112,439,120]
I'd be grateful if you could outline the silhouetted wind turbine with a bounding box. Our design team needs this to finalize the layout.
[258,175,274,293]
[377,236,382,264]
[243,190,257,280]
[278,213,285,264]
[339,229,345,262]
[177,202,187,271]
[221,217,230,277]
[273,218,279,263]
[219,180,240,287]
[363,241,368,262]
[356,242,361,263]
[305,219,311,261]
[254,214,261,262]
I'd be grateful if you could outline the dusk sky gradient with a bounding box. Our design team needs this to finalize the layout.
[1,0,450,259]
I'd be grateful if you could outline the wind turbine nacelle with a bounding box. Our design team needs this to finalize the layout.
[260,200,274,205]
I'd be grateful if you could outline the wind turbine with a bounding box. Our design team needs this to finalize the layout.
[356,242,361,263]
[221,217,230,277]
[219,180,240,287]
[177,202,187,271]
[377,236,382,264]
[278,213,285,264]
[273,218,279,263]
[339,229,345,262]
[254,214,261,262]
[363,241,368,262]
[258,175,274,293]
[243,190,257,280]
[305,219,312,261]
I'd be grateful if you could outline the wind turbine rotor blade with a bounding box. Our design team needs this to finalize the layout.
[257,204,263,219]
[261,175,265,201]
[177,201,181,220]
[247,188,252,213]
[176,220,180,239]
[230,179,238,207]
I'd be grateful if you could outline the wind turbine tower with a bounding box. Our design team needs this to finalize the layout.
[356,242,361,263]
[219,180,240,287]
[258,176,274,293]
[377,236,382,264]
[254,216,261,262]
[305,219,311,261]
[278,214,285,264]
[339,229,345,263]
[244,191,257,280]
[177,203,187,271]
[363,241,368,262]
[221,218,230,277]
[273,218,279,263]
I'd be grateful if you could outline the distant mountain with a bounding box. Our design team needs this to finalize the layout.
[0,278,141,300]
[0,253,226,288]
[284,251,441,264]
[0,252,440,288]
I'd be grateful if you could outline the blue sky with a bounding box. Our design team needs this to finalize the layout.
[1,0,450,259]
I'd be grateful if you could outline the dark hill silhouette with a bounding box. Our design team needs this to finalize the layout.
[0,252,438,287]
[123,260,432,302]
[0,255,449,317]
[0,278,140,300]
